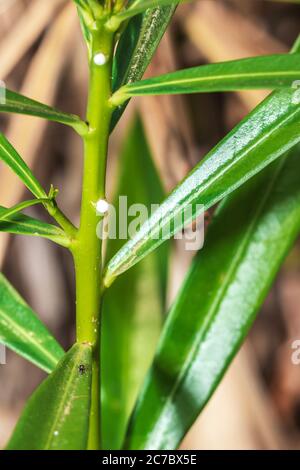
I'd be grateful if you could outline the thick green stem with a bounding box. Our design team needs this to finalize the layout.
[73,25,114,450]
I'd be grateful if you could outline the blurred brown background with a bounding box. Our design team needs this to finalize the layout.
[0,0,300,449]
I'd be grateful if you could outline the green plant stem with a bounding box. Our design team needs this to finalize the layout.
[47,203,78,239]
[73,24,114,450]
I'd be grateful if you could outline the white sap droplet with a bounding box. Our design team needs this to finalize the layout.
[96,199,109,215]
[93,53,106,66]
[53,431,59,437]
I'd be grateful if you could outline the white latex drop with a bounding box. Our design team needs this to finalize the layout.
[93,53,106,66]
[96,199,109,215]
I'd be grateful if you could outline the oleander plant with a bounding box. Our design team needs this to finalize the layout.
[1,0,300,450]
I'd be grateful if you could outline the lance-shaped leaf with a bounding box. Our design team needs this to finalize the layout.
[0,134,46,198]
[104,65,300,287]
[112,3,176,91]
[0,199,51,221]
[102,117,167,450]
[111,54,300,104]
[0,206,71,248]
[0,273,64,373]
[124,145,300,450]
[7,343,92,450]
[112,13,143,93]
[0,88,88,135]
[111,5,177,130]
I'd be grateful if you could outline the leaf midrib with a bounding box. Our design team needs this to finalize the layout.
[0,210,69,246]
[186,98,300,209]
[3,98,78,122]
[0,306,59,372]
[44,349,80,449]
[144,158,284,447]
[126,69,300,93]
[0,141,44,197]
[1,218,62,236]
[109,96,300,282]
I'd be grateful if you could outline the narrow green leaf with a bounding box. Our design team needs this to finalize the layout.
[73,0,94,58]
[7,343,92,450]
[125,145,300,450]
[112,13,143,93]
[115,0,184,21]
[0,87,88,135]
[0,199,50,221]
[0,206,71,248]
[125,37,300,450]
[111,5,177,130]
[112,5,177,89]
[104,54,300,286]
[0,273,64,373]
[0,134,46,199]
[102,117,168,450]
[111,54,300,104]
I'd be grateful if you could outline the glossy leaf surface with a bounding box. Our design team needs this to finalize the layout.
[0,273,64,373]
[0,206,70,247]
[125,145,300,450]
[105,82,300,287]
[7,343,92,450]
[102,117,167,449]
[112,54,300,104]
[0,87,87,135]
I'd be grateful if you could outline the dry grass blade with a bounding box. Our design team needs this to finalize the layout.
[0,5,78,445]
[184,1,287,109]
[182,347,285,450]
[0,0,65,79]
[139,32,196,192]
[0,3,77,266]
